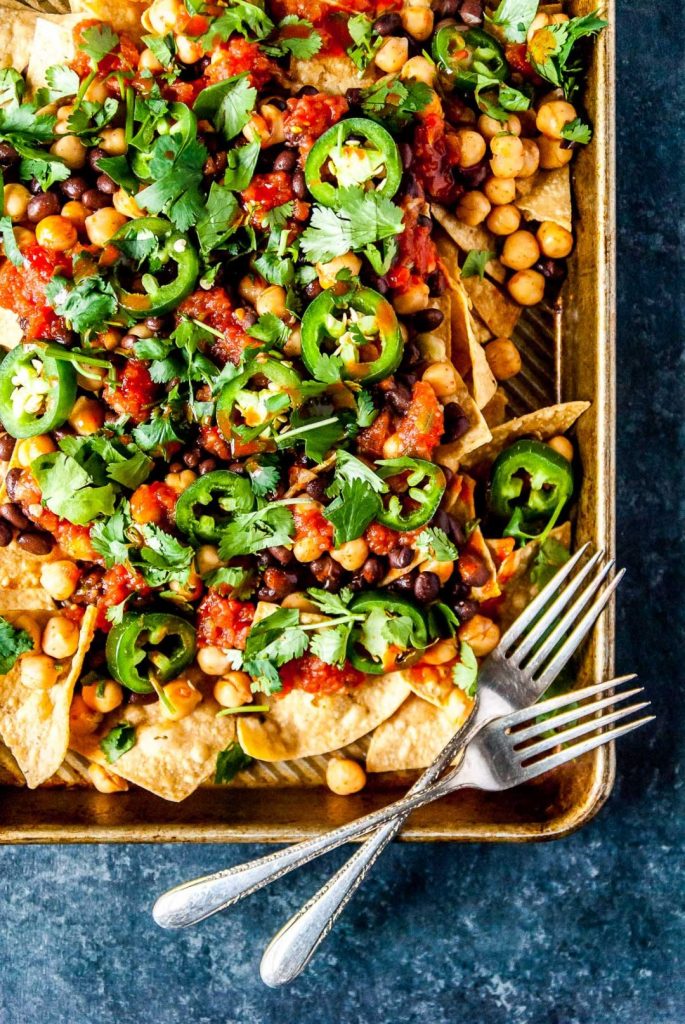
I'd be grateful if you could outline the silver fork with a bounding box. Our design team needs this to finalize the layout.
[261,675,652,986]
[154,545,621,930]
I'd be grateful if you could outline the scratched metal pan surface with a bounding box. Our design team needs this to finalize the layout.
[0,0,615,842]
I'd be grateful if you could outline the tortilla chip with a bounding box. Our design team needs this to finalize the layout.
[482,387,509,428]
[435,391,491,466]
[0,308,22,349]
[69,0,144,40]
[0,6,44,73]
[432,205,506,283]
[460,401,590,470]
[395,663,475,724]
[0,540,67,608]
[71,680,237,802]
[0,605,96,787]
[470,311,492,344]
[495,523,572,632]
[25,14,83,92]
[237,673,411,761]
[515,166,572,233]
[288,54,375,95]
[461,274,521,339]
[366,695,456,772]
[441,473,500,601]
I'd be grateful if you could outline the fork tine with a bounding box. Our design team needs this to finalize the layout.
[508,550,605,665]
[516,701,650,760]
[518,715,654,782]
[498,543,590,651]
[511,687,643,744]
[502,674,637,727]
[533,570,625,689]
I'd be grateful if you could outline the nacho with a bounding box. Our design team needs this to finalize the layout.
[516,166,573,233]
[432,205,506,283]
[460,402,590,469]
[366,695,457,773]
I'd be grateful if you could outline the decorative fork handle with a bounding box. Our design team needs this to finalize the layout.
[153,708,492,931]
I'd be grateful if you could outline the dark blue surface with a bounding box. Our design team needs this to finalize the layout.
[0,6,683,1023]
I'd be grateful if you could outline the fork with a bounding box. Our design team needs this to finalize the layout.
[154,544,621,930]
[260,675,652,986]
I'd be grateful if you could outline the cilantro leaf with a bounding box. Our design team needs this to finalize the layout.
[300,188,404,264]
[245,453,281,497]
[461,249,496,279]
[560,117,593,144]
[499,83,533,112]
[415,527,459,562]
[0,617,34,675]
[243,607,307,688]
[528,11,607,97]
[45,274,118,334]
[137,524,194,587]
[355,391,377,428]
[142,33,176,69]
[214,741,252,783]
[360,77,432,131]
[328,450,387,496]
[194,74,257,141]
[324,477,382,546]
[132,414,181,454]
[276,411,345,463]
[452,640,478,697]
[0,215,23,267]
[306,587,355,617]
[347,13,381,71]
[136,110,208,230]
[196,182,240,254]
[530,536,571,588]
[309,623,350,667]
[204,566,256,599]
[100,723,136,764]
[79,24,120,63]
[202,2,274,46]
[263,17,322,59]
[223,139,261,190]
[90,505,132,568]
[247,313,290,346]
[218,504,294,560]
[95,155,138,194]
[32,452,116,525]
[0,68,25,108]
[488,0,539,43]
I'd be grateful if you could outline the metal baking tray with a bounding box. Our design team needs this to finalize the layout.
[0,0,615,842]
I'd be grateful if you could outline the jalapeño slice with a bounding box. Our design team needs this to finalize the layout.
[304,118,402,207]
[112,217,199,318]
[347,591,428,675]
[106,612,197,694]
[0,344,76,439]
[432,26,507,89]
[216,357,302,451]
[488,439,574,543]
[376,457,447,531]
[175,470,254,545]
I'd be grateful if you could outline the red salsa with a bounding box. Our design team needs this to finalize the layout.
[279,654,366,695]
[197,592,255,651]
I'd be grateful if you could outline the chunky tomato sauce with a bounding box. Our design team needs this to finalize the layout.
[0,244,70,340]
[242,171,296,227]
[279,654,365,695]
[397,382,445,458]
[365,522,421,555]
[283,94,349,151]
[129,481,178,527]
[412,114,463,204]
[178,287,250,366]
[96,563,151,632]
[205,39,276,89]
[387,199,439,293]
[196,592,255,650]
[293,504,334,555]
[70,20,140,80]
[103,360,157,423]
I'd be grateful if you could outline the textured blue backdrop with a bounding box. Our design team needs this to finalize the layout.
[0,4,682,1023]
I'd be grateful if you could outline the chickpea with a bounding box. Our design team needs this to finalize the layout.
[458,614,500,657]
[40,560,80,601]
[484,338,522,380]
[507,269,546,306]
[84,77,108,104]
[283,325,302,358]
[160,679,203,721]
[537,136,573,170]
[195,544,221,575]
[3,183,30,222]
[478,113,520,140]
[129,323,153,340]
[260,104,285,146]
[282,592,318,612]
[483,176,516,206]
[99,127,128,156]
[547,435,574,461]
[113,189,145,220]
[537,221,574,259]
[536,100,577,140]
[455,128,487,169]
[486,204,521,236]
[21,654,59,690]
[400,5,434,40]
[50,135,87,170]
[293,535,327,563]
[69,693,103,735]
[197,646,236,676]
[490,134,525,178]
[393,282,430,315]
[68,396,106,435]
[326,757,367,796]
[85,208,128,247]
[238,273,267,305]
[164,468,196,494]
[139,47,163,72]
[422,636,458,666]
[421,557,454,583]
[175,34,204,64]
[41,616,80,659]
[12,227,35,250]
[56,103,74,122]
[330,538,369,572]
[374,36,409,74]
[456,190,491,227]
[400,55,436,86]
[61,200,88,232]
[213,671,253,708]
[316,253,362,289]
[88,763,129,793]
[501,229,540,270]
[518,138,540,178]
[81,680,123,714]
[35,215,78,252]
[16,434,56,468]
[382,432,403,459]
[146,0,184,34]
[256,285,287,318]
[422,360,458,399]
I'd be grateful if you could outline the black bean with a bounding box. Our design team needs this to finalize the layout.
[96,173,117,194]
[305,477,327,502]
[534,258,566,282]
[0,502,29,529]
[385,384,412,415]
[399,143,413,169]
[404,174,423,199]
[169,461,183,473]
[414,570,440,602]
[52,425,75,442]
[310,554,342,591]
[459,0,484,25]
[345,88,363,106]
[389,546,413,569]
[292,170,307,199]
[453,597,478,624]
[228,460,246,474]
[0,521,12,547]
[373,11,402,34]
[304,279,322,301]
[120,333,138,350]
[427,269,448,296]
[268,545,293,566]
[397,371,419,390]
[374,277,390,295]
[28,178,44,195]
[458,550,491,587]
[198,458,217,475]
[389,573,415,595]
[413,307,444,332]
[402,342,422,369]
[0,142,18,167]
[88,147,106,172]
[456,162,488,188]
[3,468,22,501]
[183,450,201,469]
[82,189,111,211]
[26,192,59,223]
[272,149,296,172]
[240,308,258,329]
[435,509,465,547]
[17,530,53,555]
[128,691,157,705]
[145,316,165,333]
[417,214,432,229]
[360,556,384,586]
[297,85,318,97]
[59,176,88,200]
[0,433,15,461]
[442,401,470,442]
[261,567,299,601]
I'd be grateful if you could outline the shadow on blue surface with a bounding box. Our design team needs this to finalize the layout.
[0,5,683,1023]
